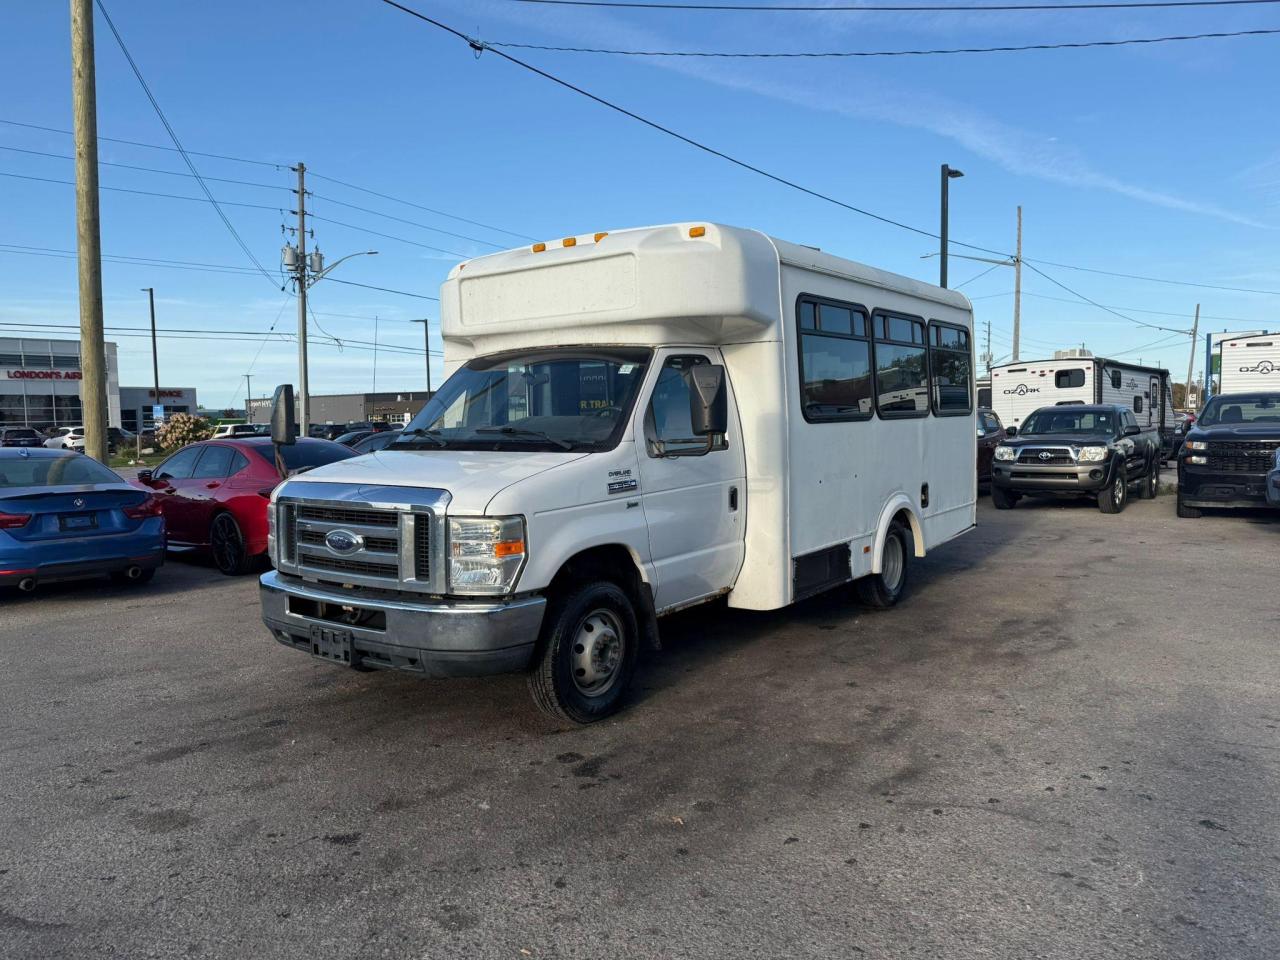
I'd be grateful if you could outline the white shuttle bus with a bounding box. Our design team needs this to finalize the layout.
[991,356,1177,453]
[1217,333,1279,394]
[259,223,976,722]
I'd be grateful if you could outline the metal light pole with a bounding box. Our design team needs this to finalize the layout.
[412,318,433,394]
[939,164,964,289]
[243,373,253,417]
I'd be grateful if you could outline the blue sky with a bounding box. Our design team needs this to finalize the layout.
[1,0,1277,409]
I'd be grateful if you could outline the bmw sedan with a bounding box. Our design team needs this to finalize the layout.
[1,448,165,593]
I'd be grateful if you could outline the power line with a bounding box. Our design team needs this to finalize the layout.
[504,0,1280,10]
[491,28,1280,58]
[1020,290,1259,324]
[307,213,470,258]
[1023,256,1280,296]
[1106,332,1188,357]
[94,0,278,285]
[0,171,285,213]
[1022,261,1191,334]
[323,276,440,300]
[0,117,281,168]
[0,144,290,191]
[309,192,506,249]
[377,0,1010,258]
[953,263,1003,290]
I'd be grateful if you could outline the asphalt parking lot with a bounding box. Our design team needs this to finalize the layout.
[2,495,1277,960]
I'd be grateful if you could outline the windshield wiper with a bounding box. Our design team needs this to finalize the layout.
[475,426,574,451]
[391,427,447,448]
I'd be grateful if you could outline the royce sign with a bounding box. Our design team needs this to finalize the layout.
[6,370,84,380]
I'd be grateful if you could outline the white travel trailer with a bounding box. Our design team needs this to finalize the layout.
[991,356,1177,449]
[260,223,977,721]
[1217,332,1279,394]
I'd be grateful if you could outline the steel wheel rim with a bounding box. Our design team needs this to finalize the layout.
[1114,475,1125,507]
[570,608,625,698]
[212,515,242,571]
[882,534,905,593]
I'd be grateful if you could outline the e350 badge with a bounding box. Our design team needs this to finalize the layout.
[608,468,638,495]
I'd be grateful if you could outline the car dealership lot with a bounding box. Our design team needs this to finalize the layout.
[2,499,1277,960]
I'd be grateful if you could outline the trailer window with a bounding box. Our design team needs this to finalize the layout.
[1055,369,1086,389]
[1110,369,1122,389]
[1133,396,1143,414]
[797,295,873,422]
[929,321,972,416]
[872,312,928,418]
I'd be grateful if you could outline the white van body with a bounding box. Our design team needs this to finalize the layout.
[991,357,1175,442]
[259,223,977,715]
[1218,333,1280,394]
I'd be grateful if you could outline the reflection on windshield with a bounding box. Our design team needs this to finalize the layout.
[396,350,651,451]
[1198,395,1280,426]
[1022,410,1115,435]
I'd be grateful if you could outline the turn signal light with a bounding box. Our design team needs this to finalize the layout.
[0,511,31,529]
[122,495,162,520]
[688,226,706,238]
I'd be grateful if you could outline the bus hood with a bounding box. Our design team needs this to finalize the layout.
[278,448,589,514]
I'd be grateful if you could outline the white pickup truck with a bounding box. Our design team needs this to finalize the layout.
[259,223,977,722]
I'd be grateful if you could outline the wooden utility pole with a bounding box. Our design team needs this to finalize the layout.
[1185,304,1200,409]
[295,161,310,433]
[70,0,109,463]
[1012,205,1023,363]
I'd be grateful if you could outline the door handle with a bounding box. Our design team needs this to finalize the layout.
[728,486,739,511]
[205,481,221,489]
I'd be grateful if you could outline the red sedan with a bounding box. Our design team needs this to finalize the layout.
[132,437,354,575]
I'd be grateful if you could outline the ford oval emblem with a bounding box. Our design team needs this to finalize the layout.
[324,529,362,555]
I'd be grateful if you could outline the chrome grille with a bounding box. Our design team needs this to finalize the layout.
[414,520,431,580]
[298,529,398,554]
[1018,447,1075,465]
[295,554,399,579]
[297,505,398,528]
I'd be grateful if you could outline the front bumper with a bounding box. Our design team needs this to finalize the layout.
[259,569,546,678]
[1178,466,1274,509]
[991,457,1117,494]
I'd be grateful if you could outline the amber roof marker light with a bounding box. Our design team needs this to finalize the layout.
[688,226,706,238]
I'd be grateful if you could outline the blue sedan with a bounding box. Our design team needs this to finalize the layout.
[1,448,165,593]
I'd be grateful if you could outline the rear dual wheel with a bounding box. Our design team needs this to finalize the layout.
[855,520,912,610]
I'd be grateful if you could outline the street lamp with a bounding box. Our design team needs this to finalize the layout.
[940,164,964,289]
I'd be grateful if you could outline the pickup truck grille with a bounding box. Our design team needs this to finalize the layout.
[275,498,439,592]
[1203,440,1279,474]
[1017,447,1075,465]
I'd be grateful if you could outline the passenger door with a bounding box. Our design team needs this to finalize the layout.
[636,351,746,611]
[187,443,239,543]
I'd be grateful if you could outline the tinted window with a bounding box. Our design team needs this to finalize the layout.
[155,445,203,480]
[4,429,40,440]
[353,431,401,454]
[1055,369,1086,389]
[0,455,121,488]
[192,444,237,479]
[930,322,972,415]
[1133,396,1143,414]
[874,313,928,417]
[647,356,726,456]
[1198,395,1280,425]
[1022,409,1116,435]
[1110,370,1122,389]
[797,297,873,423]
[275,441,356,474]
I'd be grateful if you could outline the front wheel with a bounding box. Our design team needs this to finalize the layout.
[991,485,1018,510]
[528,580,639,724]
[855,520,912,610]
[1098,466,1128,514]
[1176,497,1202,519]
[1139,458,1160,500]
[210,512,253,576]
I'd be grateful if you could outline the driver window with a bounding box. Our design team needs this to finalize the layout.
[646,355,727,458]
[155,445,202,480]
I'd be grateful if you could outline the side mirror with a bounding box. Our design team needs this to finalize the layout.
[1005,425,1018,438]
[1124,423,1141,436]
[685,364,728,437]
[270,384,297,446]
[137,469,153,485]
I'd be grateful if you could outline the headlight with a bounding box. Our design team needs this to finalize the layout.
[1185,440,1208,451]
[448,516,526,595]
[1186,455,1207,465]
[1077,446,1109,462]
[267,503,277,561]
[994,445,1016,462]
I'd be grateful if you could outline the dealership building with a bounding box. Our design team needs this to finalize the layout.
[247,390,432,427]
[0,336,196,432]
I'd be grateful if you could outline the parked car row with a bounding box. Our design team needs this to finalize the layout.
[308,421,395,442]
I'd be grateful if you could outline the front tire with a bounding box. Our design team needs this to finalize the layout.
[1098,465,1128,514]
[991,485,1018,510]
[528,580,639,724]
[210,512,252,576]
[856,520,912,610]
[1176,497,1202,519]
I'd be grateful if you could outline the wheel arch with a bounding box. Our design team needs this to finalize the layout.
[545,543,660,651]
[871,496,924,575]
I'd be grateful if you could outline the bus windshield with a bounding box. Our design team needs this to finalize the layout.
[395,349,651,452]
[1198,394,1280,426]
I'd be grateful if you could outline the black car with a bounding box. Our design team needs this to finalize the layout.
[350,429,402,454]
[990,404,1161,514]
[333,429,374,447]
[2,427,44,448]
[308,423,349,441]
[1177,392,1280,518]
